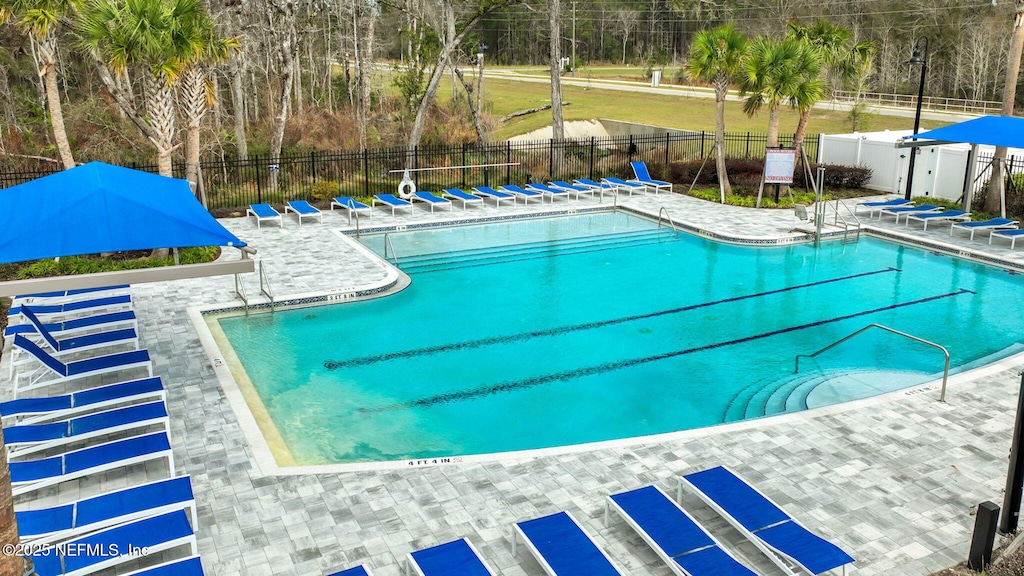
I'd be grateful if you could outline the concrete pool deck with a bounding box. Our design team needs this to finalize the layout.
[4,191,1024,575]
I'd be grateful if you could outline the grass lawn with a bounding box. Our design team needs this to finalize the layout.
[453,77,945,140]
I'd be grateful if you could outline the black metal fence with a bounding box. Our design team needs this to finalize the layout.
[974,152,1024,214]
[0,131,820,211]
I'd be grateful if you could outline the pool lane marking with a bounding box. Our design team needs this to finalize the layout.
[362,288,973,413]
[324,267,900,371]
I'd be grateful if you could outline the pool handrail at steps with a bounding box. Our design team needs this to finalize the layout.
[657,207,679,232]
[259,260,275,312]
[794,323,950,402]
[383,232,400,266]
[817,199,862,244]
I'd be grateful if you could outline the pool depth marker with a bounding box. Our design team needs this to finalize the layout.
[325,267,900,371]
[363,288,973,412]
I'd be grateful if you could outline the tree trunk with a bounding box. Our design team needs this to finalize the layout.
[985,7,1024,213]
[180,64,206,187]
[405,0,519,158]
[39,38,75,169]
[714,81,732,199]
[229,55,249,159]
[793,108,811,154]
[766,104,781,148]
[0,424,28,576]
[358,3,376,148]
[146,73,177,178]
[453,67,487,143]
[269,7,297,190]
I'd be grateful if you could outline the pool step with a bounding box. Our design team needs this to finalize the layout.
[398,229,678,273]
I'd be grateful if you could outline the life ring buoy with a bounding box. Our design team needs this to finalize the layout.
[398,170,415,199]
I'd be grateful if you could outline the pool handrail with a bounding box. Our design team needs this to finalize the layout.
[794,323,950,402]
[383,232,400,266]
[657,208,679,232]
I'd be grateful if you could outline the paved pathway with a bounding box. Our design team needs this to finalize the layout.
[3,192,1022,576]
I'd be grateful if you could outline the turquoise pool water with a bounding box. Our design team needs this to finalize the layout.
[218,212,1024,465]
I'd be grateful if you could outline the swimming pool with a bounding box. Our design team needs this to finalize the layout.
[217,212,1024,465]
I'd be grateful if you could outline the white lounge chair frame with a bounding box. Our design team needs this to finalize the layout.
[6,401,170,459]
[12,432,175,497]
[405,538,496,576]
[1,377,166,426]
[331,197,373,218]
[21,475,197,547]
[247,204,283,228]
[604,485,748,576]
[286,201,323,226]
[678,466,850,576]
[990,228,1024,249]
[13,335,153,397]
[904,211,971,230]
[513,511,623,576]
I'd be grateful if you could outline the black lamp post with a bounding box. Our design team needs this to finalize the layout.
[904,37,929,200]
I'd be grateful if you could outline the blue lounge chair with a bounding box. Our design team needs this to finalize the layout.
[526,183,572,202]
[443,188,485,210]
[513,511,622,576]
[905,209,971,230]
[631,161,673,193]
[473,186,517,207]
[123,556,205,576]
[10,432,174,497]
[0,376,165,426]
[605,485,756,576]
[373,194,414,216]
[601,177,647,196]
[679,466,854,576]
[247,203,283,228]
[14,285,130,308]
[30,509,196,576]
[878,204,942,223]
[406,538,495,576]
[5,401,169,458]
[990,228,1024,249]
[951,218,1018,240]
[412,191,454,212]
[550,181,596,199]
[9,308,139,380]
[328,566,374,576]
[12,334,152,396]
[853,198,912,218]
[8,293,133,319]
[17,475,195,546]
[286,200,323,225]
[500,184,544,204]
[575,179,617,196]
[4,310,138,341]
[332,196,373,218]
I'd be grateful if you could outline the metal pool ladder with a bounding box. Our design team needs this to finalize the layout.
[794,323,950,402]
[657,207,679,231]
[383,232,400,265]
[259,260,275,312]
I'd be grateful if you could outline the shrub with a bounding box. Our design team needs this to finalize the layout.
[310,180,340,202]
[668,159,871,191]
[16,247,221,279]
[687,188,828,209]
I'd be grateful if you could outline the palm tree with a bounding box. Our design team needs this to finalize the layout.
[787,21,873,153]
[738,37,808,149]
[179,25,239,187]
[686,23,747,199]
[78,0,208,177]
[2,0,76,169]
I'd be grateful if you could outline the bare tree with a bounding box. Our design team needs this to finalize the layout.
[403,0,520,159]
[615,8,639,65]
